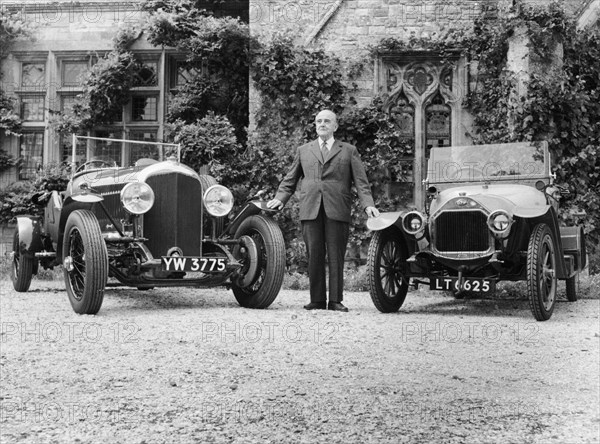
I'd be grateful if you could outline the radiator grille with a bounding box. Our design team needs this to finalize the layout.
[433,211,490,252]
[144,173,203,257]
[93,183,128,231]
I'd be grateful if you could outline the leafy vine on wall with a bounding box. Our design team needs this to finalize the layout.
[366,1,599,252]
[1,9,35,168]
[49,28,142,133]
[2,0,598,269]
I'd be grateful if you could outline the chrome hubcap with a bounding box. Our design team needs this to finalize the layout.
[63,255,74,272]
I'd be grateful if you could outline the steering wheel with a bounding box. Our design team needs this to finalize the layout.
[75,158,117,173]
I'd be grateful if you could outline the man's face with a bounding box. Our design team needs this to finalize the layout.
[315,111,338,141]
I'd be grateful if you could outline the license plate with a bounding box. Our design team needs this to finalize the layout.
[430,277,495,293]
[161,256,227,272]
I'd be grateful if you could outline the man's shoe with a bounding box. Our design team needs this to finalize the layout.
[328,302,349,312]
[304,302,326,310]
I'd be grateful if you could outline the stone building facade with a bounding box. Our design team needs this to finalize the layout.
[0,0,247,188]
[1,1,154,187]
[1,0,597,253]
[250,0,596,205]
[1,0,597,189]
[0,0,247,253]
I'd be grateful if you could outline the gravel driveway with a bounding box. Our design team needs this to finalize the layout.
[1,279,599,444]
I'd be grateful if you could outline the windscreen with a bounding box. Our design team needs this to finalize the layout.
[427,142,549,184]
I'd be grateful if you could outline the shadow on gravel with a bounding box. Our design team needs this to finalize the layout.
[404,298,538,319]
[5,287,65,294]
[104,287,242,311]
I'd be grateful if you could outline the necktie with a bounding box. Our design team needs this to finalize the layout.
[321,141,328,162]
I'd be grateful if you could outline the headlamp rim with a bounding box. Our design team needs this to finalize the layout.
[203,184,234,218]
[402,211,426,235]
[120,181,155,215]
[487,210,513,235]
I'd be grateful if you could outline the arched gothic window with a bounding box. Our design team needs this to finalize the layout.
[388,92,415,202]
[425,92,452,157]
[377,54,468,207]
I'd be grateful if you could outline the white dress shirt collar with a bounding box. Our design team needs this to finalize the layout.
[319,137,334,151]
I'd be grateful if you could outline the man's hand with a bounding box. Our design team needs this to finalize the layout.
[365,206,380,218]
[267,198,284,210]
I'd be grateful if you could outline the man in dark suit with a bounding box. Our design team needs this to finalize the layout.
[267,110,379,311]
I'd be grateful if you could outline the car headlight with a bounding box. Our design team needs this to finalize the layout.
[403,211,426,235]
[487,210,513,236]
[204,185,234,217]
[120,182,155,215]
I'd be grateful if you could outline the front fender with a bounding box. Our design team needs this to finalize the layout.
[513,205,551,219]
[225,201,279,236]
[16,216,44,255]
[56,198,97,257]
[366,211,404,231]
[522,206,569,279]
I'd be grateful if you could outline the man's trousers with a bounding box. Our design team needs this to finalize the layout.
[301,204,350,303]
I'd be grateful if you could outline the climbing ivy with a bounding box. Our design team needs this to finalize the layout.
[464,1,599,247]
[1,9,35,137]
[142,0,253,144]
[366,1,599,250]
[251,35,416,250]
[250,1,599,263]
[4,0,597,267]
[1,9,35,172]
[50,28,143,133]
[252,34,349,140]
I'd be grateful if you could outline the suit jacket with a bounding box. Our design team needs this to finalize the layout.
[274,139,375,223]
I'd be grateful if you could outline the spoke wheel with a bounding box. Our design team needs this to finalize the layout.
[11,231,36,292]
[367,227,409,313]
[231,215,285,309]
[527,223,557,321]
[63,210,108,315]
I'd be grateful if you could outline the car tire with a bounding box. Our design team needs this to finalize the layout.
[565,276,577,302]
[11,231,36,292]
[367,227,409,313]
[527,223,557,321]
[198,174,224,236]
[231,215,285,309]
[63,210,108,315]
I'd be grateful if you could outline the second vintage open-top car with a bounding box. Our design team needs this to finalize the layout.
[11,135,286,314]
[367,142,587,321]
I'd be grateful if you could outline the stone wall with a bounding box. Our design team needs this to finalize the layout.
[249,0,588,112]
[0,1,155,186]
[249,0,498,118]
[251,0,495,44]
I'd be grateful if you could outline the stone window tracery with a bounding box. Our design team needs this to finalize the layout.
[425,92,451,157]
[405,65,434,96]
[379,55,466,207]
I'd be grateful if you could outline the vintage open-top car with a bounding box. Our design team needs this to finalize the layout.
[10,135,286,314]
[367,142,587,321]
